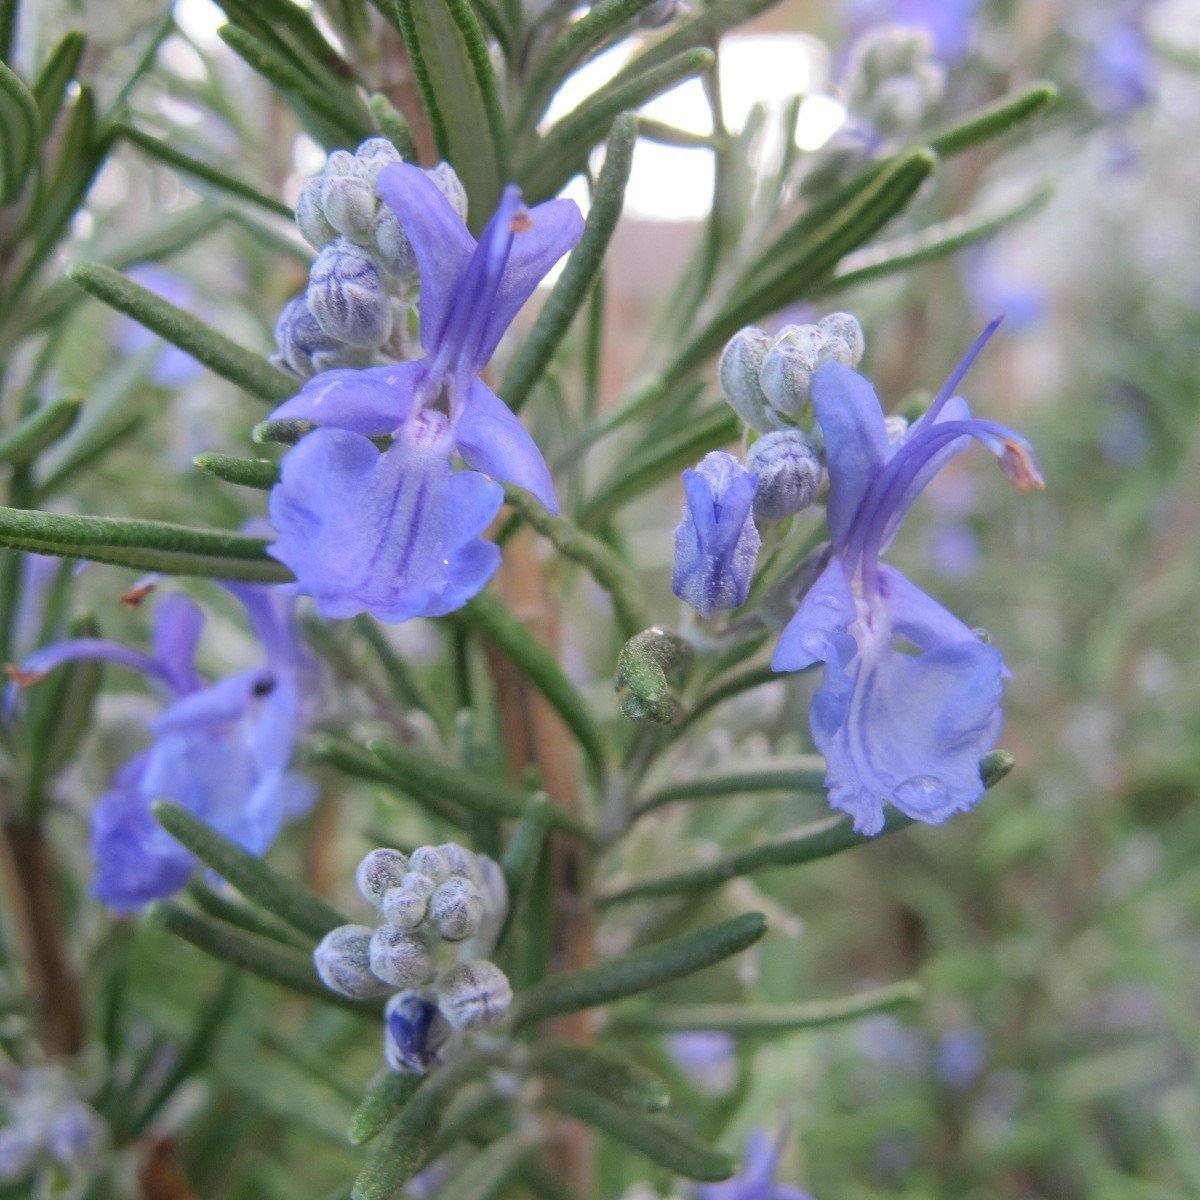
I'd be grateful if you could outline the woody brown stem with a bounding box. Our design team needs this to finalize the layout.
[0,818,85,1058]
[482,529,595,1189]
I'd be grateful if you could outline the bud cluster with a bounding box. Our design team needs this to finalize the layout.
[844,25,946,140]
[273,138,468,379]
[0,1068,105,1186]
[314,844,512,1074]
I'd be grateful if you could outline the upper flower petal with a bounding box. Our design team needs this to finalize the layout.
[376,163,475,351]
[475,197,584,367]
[772,554,856,672]
[266,361,425,436]
[455,378,558,513]
[151,593,205,694]
[810,360,891,545]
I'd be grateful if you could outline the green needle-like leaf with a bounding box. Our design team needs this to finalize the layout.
[544,1087,734,1181]
[69,262,296,404]
[153,801,348,940]
[513,912,767,1027]
[503,114,637,415]
[609,979,923,1035]
[193,452,281,490]
[455,592,608,778]
[368,738,595,843]
[0,397,81,466]
[926,82,1058,158]
[349,1072,424,1146]
[152,902,370,1012]
[31,31,85,135]
[633,756,828,817]
[0,60,38,204]
[0,507,293,582]
[531,1043,670,1111]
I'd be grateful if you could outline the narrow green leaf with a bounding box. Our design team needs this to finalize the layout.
[375,0,449,153]
[500,795,553,903]
[218,23,373,148]
[353,615,450,734]
[152,902,369,1011]
[0,0,16,65]
[118,124,294,218]
[368,738,594,844]
[0,398,81,467]
[398,0,505,223]
[501,485,648,637]
[0,507,292,583]
[606,0,776,93]
[503,114,637,415]
[824,185,1053,294]
[579,402,739,529]
[189,882,313,950]
[531,1043,669,1111]
[31,31,85,135]
[927,82,1057,159]
[253,418,315,445]
[513,912,767,1027]
[634,755,827,817]
[436,1132,536,1200]
[675,662,777,735]
[515,0,661,131]
[352,1052,488,1200]
[193,452,281,490]
[126,973,240,1136]
[349,1072,424,1146]
[367,93,417,159]
[153,801,348,941]
[601,812,914,905]
[544,1087,734,1182]
[0,59,38,204]
[455,592,608,778]
[521,49,715,204]
[69,262,296,404]
[609,979,923,1035]
[307,736,471,829]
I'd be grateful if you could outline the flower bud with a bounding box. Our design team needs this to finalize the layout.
[295,177,337,250]
[382,875,433,930]
[384,990,451,1074]
[759,324,826,417]
[719,327,780,432]
[428,876,484,941]
[409,845,452,885]
[372,208,416,278]
[437,842,482,884]
[353,136,402,183]
[356,847,410,908]
[369,925,436,988]
[474,855,508,920]
[321,171,378,243]
[307,242,392,346]
[436,961,513,1031]
[746,430,823,520]
[314,925,391,998]
[817,311,865,366]
[426,162,468,222]
[884,414,909,444]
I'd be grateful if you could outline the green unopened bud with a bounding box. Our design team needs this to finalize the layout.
[616,627,694,725]
[437,961,513,1031]
[980,749,1015,790]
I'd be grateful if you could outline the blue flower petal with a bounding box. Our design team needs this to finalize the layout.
[267,361,425,435]
[772,555,856,671]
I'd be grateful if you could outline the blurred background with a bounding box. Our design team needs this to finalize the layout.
[8,0,1200,1196]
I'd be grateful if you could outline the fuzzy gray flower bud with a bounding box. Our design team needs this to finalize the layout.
[353,136,402,184]
[382,874,434,930]
[719,327,781,432]
[272,295,343,378]
[746,429,823,520]
[438,842,483,884]
[308,242,392,346]
[426,162,468,221]
[409,845,452,885]
[368,925,435,988]
[321,171,377,243]
[356,848,410,908]
[437,961,513,1031]
[295,177,337,250]
[384,990,452,1074]
[428,876,485,942]
[760,316,864,416]
[314,925,391,998]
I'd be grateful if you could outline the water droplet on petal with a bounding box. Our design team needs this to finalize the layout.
[894,775,949,812]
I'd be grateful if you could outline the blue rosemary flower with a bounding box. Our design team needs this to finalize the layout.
[772,322,1043,834]
[699,1125,811,1200]
[266,164,584,623]
[10,586,317,911]
[672,451,761,618]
